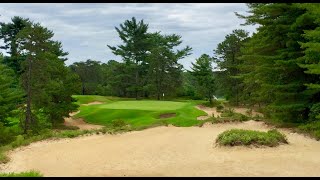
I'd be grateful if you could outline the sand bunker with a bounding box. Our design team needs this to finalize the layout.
[64,111,103,130]
[159,113,176,119]
[82,101,103,106]
[196,105,263,120]
[1,120,320,177]
[232,107,263,117]
[196,105,221,120]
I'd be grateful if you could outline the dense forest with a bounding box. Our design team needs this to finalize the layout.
[1,3,320,145]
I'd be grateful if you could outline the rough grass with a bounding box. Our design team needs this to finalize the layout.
[72,95,130,105]
[216,129,288,147]
[298,121,320,140]
[0,170,43,177]
[74,98,207,128]
[207,108,250,123]
[201,99,224,108]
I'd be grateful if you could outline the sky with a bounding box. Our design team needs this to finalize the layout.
[0,3,258,70]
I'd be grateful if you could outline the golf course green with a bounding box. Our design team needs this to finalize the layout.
[73,95,207,128]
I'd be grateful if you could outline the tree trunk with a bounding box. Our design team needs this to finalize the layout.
[82,82,85,95]
[135,65,139,100]
[24,57,32,134]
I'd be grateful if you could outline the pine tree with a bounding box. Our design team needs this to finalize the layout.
[190,54,215,104]
[108,17,150,99]
[0,54,24,126]
[237,3,318,122]
[214,29,249,105]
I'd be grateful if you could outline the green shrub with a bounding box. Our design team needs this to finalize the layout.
[221,108,235,117]
[298,121,320,140]
[53,124,79,130]
[215,110,250,123]
[10,135,25,148]
[0,170,43,177]
[216,104,224,112]
[309,103,320,122]
[216,129,288,147]
[0,123,17,146]
[58,130,86,138]
[202,100,222,108]
[0,150,10,164]
[112,119,127,128]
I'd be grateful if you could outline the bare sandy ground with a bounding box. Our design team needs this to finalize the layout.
[63,111,103,130]
[232,107,263,117]
[196,105,222,120]
[196,105,263,120]
[82,101,103,106]
[1,120,320,177]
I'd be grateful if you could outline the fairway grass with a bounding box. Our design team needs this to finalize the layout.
[73,96,207,128]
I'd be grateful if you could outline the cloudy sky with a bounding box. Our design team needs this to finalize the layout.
[0,3,257,70]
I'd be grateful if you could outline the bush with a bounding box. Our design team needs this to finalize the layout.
[202,100,222,108]
[215,109,250,123]
[216,104,224,112]
[0,170,43,177]
[298,121,320,140]
[220,108,235,117]
[216,129,288,147]
[309,103,320,122]
[112,119,127,128]
[0,123,17,146]
[53,124,80,130]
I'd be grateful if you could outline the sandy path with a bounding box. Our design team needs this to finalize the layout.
[1,120,320,177]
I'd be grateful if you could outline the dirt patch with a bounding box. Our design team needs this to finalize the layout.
[1,120,320,176]
[232,107,263,117]
[159,113,176,119]
[196,105,263,120]
[64,111,103,130]
[82,101,103,106]
[196,105,221,120]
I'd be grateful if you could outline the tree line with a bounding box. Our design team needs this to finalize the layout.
[213,3,320,124]
[1,3,320,141]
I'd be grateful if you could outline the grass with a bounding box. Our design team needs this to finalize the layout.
[206,108,250,123]
[72,95,130,105]
[74,98,207,128]
[0,170,43,177]
[298,121,320,140]
[216,129,288,147]
[98,101,187,110]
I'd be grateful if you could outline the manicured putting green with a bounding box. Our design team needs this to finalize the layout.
[73,95,207,128]
[98,101,188,111]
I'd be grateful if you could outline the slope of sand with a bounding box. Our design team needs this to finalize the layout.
[196,105,221,120]
[196,105,263,120]
[63,111,103,130]
[1,121,320,177]
[82,101,103,106]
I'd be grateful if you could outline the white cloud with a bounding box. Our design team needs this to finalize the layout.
[0,3,257,69]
